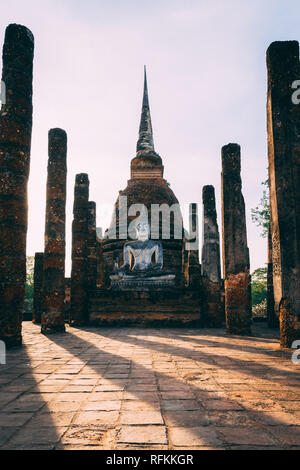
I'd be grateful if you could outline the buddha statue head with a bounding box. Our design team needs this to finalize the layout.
[136,221,150,242]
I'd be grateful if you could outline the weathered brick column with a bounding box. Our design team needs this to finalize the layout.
[87,201,97,293]
[70,174,89,326]
[267,42,300,347]
[202,185,223,327]
[0,24,34,347]
[33,252,44,324]
[182,244,189,287]
[64,278,71,319]
[96,228,105,288]
[41,129,67,334]
[267,226,277,328]
[221,144,252,335]
[202,186,221,283]
[188,203,201,288]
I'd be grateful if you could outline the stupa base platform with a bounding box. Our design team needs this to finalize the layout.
[88,287,203,327]
[110,275,176,291]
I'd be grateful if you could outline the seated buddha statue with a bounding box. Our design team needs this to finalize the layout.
[110,221,175,284]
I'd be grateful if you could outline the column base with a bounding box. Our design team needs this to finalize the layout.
[225,272,252,336]
[226,327,252,336]
[280,298,300,348]
[69,320,88,328]
[41,324,66,335]
[202,279,224,328]
[0,308,23,349]
[0,335,22,349]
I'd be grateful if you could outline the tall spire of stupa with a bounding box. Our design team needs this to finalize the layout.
[136,66,155,155]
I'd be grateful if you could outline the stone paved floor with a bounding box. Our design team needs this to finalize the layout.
[0,322,299,450]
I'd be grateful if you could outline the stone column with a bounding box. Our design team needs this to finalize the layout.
[96,228,105,288]
[188,203,201,288]
[267,41,300,347]
[202,186,221,283]
[182,244,189,287]
[70,174,89,326]
[221,143,252,335]
[201,185,223,327]
[41,129,67,334]
[33,253,44,324]
[87,201,97,293]
[64,278,71,319]
[0,24,34,347]
[267,225,277,328]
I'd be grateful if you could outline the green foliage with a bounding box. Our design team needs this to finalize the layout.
[251,266,267,306]
[251,179,270,238]
[24,256,34,312]
[252,299,267,319]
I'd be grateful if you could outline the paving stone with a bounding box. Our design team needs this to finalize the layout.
[56,393,90,402]
[26,412,75,427]
[127,379,156,385]
[162,400,201,411]
[0,393,22,407]
[4,443,56,450]
[70,379,98,386]
[127,384,157,391]
[229,445,284,450]
[280,401,300,411]
[45,401,81,412]
[83,401,121,411]
[56,444,104,450]
[30,385,64,393]
[94,385,125,392]
[120,411,164,425]
[2,384,35,393]
[5,426,67,446]
[159,383,191,392]
[87,392,123,403]
[0,412,33,427]
[122,401,161,411]
[160,391,195,400]
[115,444,169,450]
[0,427,19,447]
[118,426,167,444]
[163,411,210,427]
[241,400,284,412]
[169,427,222,448]
[268,426,300,446]
[124,391,159,401]
[202,400,244,411]
[104,374,129,379]
[254,411,300,426]
[218,427,278,446]
[62,385,94,392]
[61,427,107,445]
[208,411,257,427]
[2,400,46,412]
[73,411,119,426]
[16,393,57,403]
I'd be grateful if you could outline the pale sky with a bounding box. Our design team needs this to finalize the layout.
[1,0,299,276]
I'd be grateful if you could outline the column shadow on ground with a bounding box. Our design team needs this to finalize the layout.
[0,327,60,450]
[44,324,300,449]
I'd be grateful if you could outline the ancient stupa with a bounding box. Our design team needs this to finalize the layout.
[102,67,184,285]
